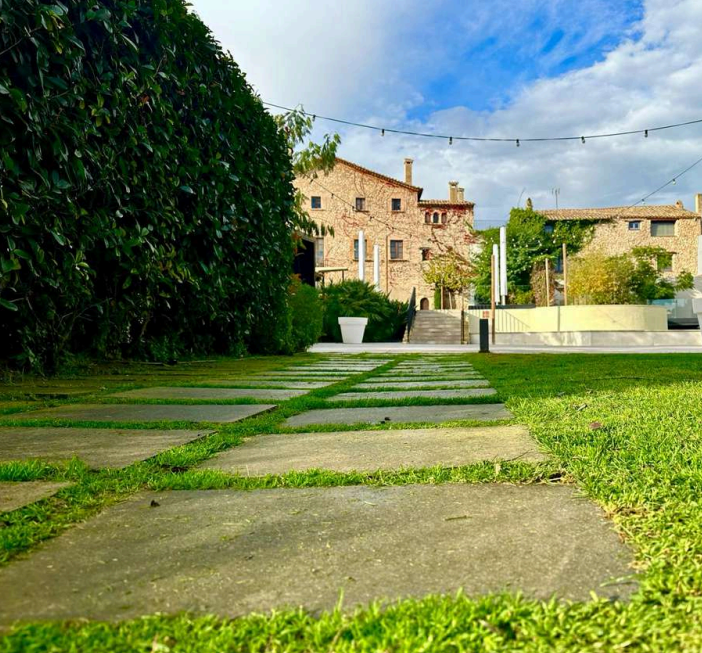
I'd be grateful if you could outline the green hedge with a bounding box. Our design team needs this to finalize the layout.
[321,280,407,343]
[0,0,295,370]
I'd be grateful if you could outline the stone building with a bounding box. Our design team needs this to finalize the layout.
[295,157,475,307]
[537,195,702,280]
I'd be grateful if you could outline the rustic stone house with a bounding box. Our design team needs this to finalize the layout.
[537,195,702,281]
[294,157,476,307]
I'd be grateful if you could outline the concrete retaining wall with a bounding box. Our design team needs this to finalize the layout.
[494,330,702,347]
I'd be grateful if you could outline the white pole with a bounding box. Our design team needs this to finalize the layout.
[373,244,381,290]
[492,243,500,305]
[358,230,365,281]
[499,226,507,304]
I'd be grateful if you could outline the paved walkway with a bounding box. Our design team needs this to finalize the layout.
[311,342,702,354]
[0,354,635,626]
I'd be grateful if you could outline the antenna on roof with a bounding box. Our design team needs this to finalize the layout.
[552,188,560,209]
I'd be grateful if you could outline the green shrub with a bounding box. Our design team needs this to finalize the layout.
[321,280,407,342]
[0,0,295,371]
[289,280,323,352]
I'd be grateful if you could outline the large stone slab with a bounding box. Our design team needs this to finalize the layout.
[110,387,306,401]
[201,425,546,475]
[9,404,274,424]
[357,380,488,389]
[196,380,332,389]
[0,484,635,624]
[330,389,497,402]
[0,386,103,399]
[0,481,72,513]
[285,404,512,427]
[263,371,352,377]
[0,427,212,469]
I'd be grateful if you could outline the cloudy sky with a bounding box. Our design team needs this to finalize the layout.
[190,0,702,226]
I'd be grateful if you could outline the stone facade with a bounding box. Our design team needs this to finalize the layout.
[295,158,475,306]
[539,197,702,278]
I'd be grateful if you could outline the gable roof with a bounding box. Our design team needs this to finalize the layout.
[419,199,475,209]
[539,205,701,221]
[335,157,423,197]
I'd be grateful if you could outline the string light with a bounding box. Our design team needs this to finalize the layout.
[263,101,702,145]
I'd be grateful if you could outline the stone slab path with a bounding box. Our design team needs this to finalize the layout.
[0,484,634,625]
[200,425,546,475]
[0,481,72,513]
[357,380,488,389]
[200,380,333,389]
[111,387,307,401]
[0,427,212,469]
[285,404,512,427]
[11,403,274,424]
[329,388,497,401]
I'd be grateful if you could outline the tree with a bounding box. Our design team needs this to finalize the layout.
[422,249,475,307]
[273,107,340,236]
[569,248,694,304]
[473,207,595,303]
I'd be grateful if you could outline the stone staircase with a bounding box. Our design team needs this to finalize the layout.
[407,310,465,344]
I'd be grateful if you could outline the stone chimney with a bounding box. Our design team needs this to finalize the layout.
[695,193,702,214]
[404,158,413,186]
[449,181,459,202]
[676,200,684,209]
[457,187,465,202]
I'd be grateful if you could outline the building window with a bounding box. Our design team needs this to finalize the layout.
[391,198,402,211]
[657,251,673,272]
[310,196,321,209]
[432,212,439,224]
[355,197,366,212]
[353,238,369,261]
[628,220,640,231]
[424,212,431,224]
[553,255,563,273]
[651,220,675,237]
[421,247,431,261]
[441,212,447,224]
[390,240,404,260]
[314,237,324,267]
[544,223,554,234]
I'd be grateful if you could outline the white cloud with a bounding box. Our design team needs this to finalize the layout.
[190,0,702,225]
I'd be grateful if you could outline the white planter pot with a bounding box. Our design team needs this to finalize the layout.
[693,299,702,333]
[338,317,368,344]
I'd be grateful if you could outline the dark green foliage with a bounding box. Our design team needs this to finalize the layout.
[288,279,323,352]
[0,0,296,371]
[321,281,407,342]
[474,208,595,303]
[630,247,694,301]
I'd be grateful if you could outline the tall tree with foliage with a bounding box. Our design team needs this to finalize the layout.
[422,249,475,307]
[0,0,309,370]
[473,207,595,303]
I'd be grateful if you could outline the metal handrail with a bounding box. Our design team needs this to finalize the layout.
[406,288,417,342]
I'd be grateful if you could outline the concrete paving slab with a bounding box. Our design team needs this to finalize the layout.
[110,387,306,401]
[9,404,275,424]
[330,389,497,402]
[264,371,352,377]
[196,380,332,389]
[357,380,488,389]
[376,371,479,377]
[0,386,103,399]
[201,425,546,475]
[0,427,213,469]
[0,481,72,513]
[0,484,635,623]
[285,404,512,427]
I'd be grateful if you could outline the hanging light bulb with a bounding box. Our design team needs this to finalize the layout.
[581,136,586,144]
[516,139,520,147]
[381,128,385,137]
[672,178,677,185]
[644,129,649,138]
[449,137,453,145]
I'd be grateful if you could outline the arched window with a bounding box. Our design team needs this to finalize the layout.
[432,212,439,224]
[424,212,431,224]
[420,298,429,310]
[441,212,447,224]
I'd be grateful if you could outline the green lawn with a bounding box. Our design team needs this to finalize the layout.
[2,353,702,651]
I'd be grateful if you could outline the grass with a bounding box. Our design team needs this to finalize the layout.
[2,352,702,650]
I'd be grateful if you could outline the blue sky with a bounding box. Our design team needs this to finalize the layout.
[191,0,702,225]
